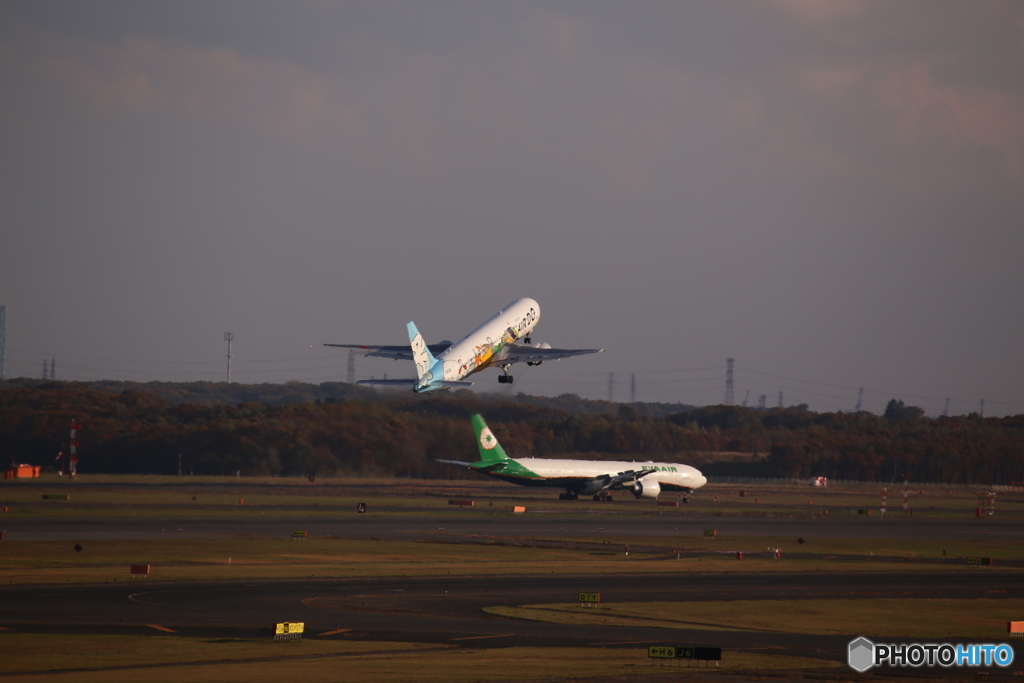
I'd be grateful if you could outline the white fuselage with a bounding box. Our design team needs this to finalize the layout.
[511,458,707,491]
[434,298,540,382]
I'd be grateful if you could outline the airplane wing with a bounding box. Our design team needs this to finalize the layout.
[358,378,473,388]
[602,468,657,490]
[502,344,604,364]
[574,468,656,496]
[323,340,452,361]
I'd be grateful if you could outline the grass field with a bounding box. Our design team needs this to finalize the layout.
[0,634,839,681]
[0,532,1018,586]
[485,598,1024,639]
[1,476,1021,681]
[2,475,1021,586]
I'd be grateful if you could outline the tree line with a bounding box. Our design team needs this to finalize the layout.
[0,380,1021,485]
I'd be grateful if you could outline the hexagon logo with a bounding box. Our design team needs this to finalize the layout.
[848,637,875,672]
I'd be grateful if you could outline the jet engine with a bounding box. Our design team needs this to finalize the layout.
[632,478,661,499]
[526,342,552,367]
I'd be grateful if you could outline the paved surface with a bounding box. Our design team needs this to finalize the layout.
[3,502,1022,677]
[3,571,1020,663]
[5,511,1023,542]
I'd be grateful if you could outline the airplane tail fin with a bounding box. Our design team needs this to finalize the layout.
[471,414,509,463]
[407,321,437,384]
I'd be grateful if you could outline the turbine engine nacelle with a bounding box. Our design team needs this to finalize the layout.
[526,342,551,367]
[632,478,661,499]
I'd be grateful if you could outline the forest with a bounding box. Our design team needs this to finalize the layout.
[1,379,1021,485]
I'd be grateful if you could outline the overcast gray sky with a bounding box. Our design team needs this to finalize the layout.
[2,1,1022,416]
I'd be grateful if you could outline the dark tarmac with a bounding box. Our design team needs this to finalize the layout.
[3,508,1024,679]
[4,571,1020,663]
[6,511,1024,543]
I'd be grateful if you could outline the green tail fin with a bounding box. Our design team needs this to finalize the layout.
[471,414,509,463]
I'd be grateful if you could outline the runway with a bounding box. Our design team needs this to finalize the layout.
[3,570,1019,666]
[6,511,1023,542]
[3,487,1023,678]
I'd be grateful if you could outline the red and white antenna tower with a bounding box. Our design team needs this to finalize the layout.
[69,419,80,477]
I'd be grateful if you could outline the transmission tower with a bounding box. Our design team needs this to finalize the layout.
[630,374,636,403]
[43,358,48,379]
[68,418,80,477]
[0,306,6,380]
[347,350,356,384]
[607,372,615,403]
[979,398,985,418]
[50,357,55,380]
[757,394,767,409]
[224,332,234,383]
[741,390,750,407]
[725,358,734,405]
[942,397,950,417]
[855,387,863,412]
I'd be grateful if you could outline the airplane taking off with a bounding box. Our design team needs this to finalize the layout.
[325,298,603,393]
[438,415,707,501]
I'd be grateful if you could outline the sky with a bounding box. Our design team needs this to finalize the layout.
[2,1,1023,416]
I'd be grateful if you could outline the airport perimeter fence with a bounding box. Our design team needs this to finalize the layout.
[706,476,1021,493]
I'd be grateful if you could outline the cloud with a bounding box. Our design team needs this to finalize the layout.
[771,0,866,26]
[874,62,1024,184]
[5,4,1023,196]
[11,31,346,147]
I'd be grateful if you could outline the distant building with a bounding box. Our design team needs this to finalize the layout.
[810,476,828,487]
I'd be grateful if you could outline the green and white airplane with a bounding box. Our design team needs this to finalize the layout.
[438,415,707,501]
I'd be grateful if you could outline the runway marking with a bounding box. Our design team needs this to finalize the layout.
[318,628,351,635]
[451,633,515,641]
[147,624,176,633]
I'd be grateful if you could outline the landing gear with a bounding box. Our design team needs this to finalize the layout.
[498,365,514,385]
[523,337,532,344]
[682,492,691,504]
[593,492,613,502]
[559,491,578,501]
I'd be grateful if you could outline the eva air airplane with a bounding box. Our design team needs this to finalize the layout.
[439,415,707,501]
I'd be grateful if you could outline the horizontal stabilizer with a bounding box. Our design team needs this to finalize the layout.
[356,378,473,390]
[436,459,504,471]
[435,459,473,467]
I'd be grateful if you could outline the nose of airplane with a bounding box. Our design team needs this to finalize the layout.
[694,470,708,488]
